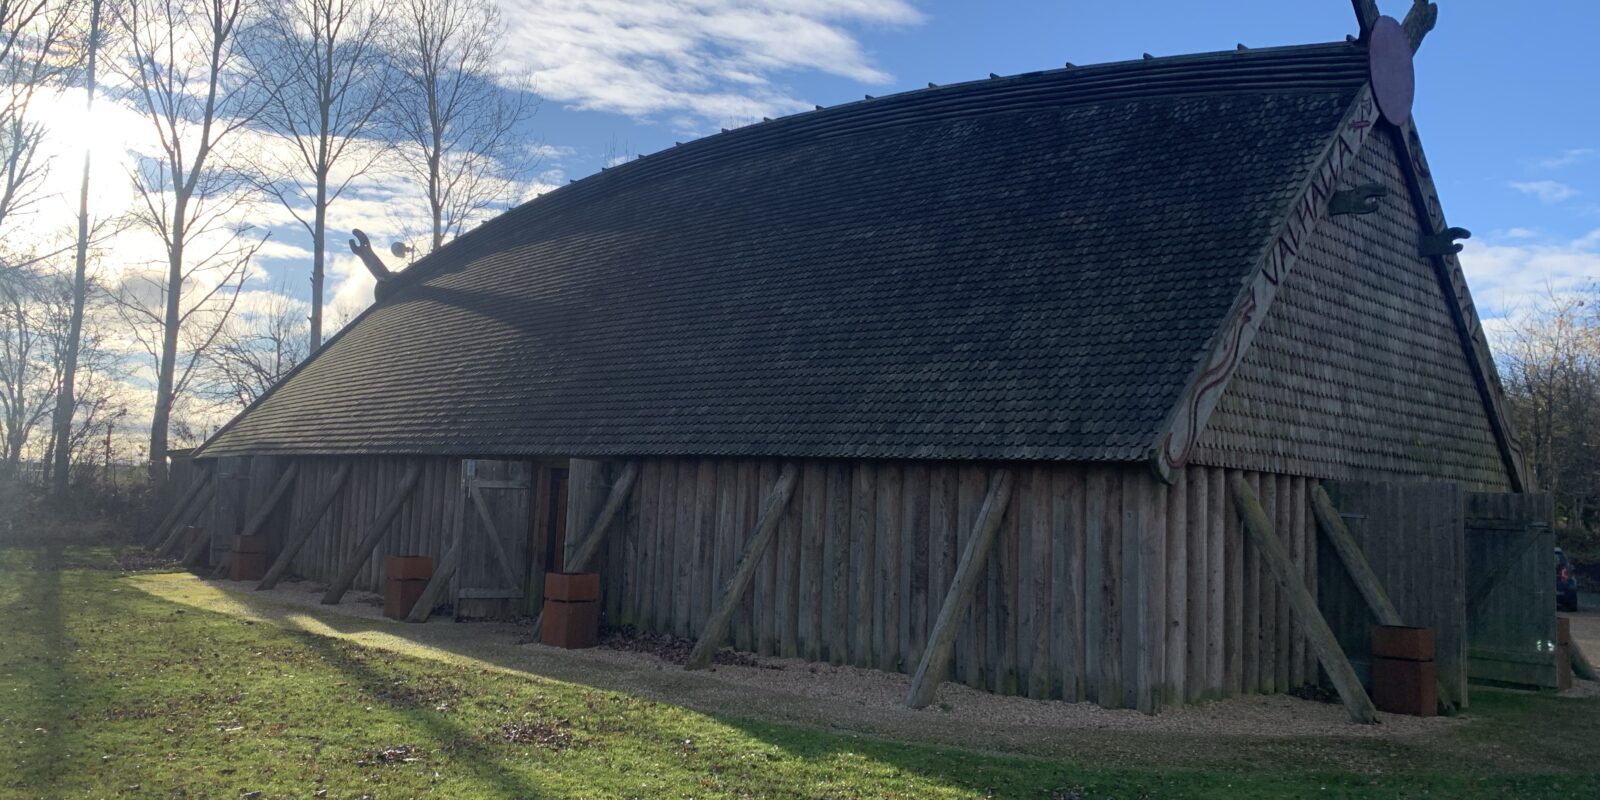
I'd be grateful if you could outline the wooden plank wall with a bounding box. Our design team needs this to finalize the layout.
[1464,492,1557,689]
[281,456,463,595]
[229,453,1322,710]
[1318,481,1467,702]
[603,458,1320,711]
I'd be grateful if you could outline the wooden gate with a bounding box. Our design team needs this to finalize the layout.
[1318,481,1468,706]
[1464,492,1557,688]
[453,459,533,619]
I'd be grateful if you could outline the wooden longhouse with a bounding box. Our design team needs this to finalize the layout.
[176,3,1558,715]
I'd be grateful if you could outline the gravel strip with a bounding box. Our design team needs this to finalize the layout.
[159,574,1483,747]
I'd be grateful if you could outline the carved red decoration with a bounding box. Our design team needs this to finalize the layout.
[1368,16,1415,125]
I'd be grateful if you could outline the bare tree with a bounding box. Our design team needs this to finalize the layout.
[247,0,390,348]
[0,0,79,243]
[112,0,269,482]
[200,287,308,407]
[1500,290,1600,542]
[48,0,104,497]
[387,0,536,252]
[0,266,59,471]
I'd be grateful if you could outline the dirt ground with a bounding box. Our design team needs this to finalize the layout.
[120,571,1484,761]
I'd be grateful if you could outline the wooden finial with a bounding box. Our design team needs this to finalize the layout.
[1350,0,1381,37]
[348,229,391,283]
[1329,183,1389,216]
[1402,0,1438,52]
[1421,226,1471,257]
[1237,43,1248,51]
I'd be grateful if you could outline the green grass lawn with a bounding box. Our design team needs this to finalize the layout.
[2,544,1598,799]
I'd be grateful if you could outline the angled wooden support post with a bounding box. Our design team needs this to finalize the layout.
[566,461,641,573]
[179,526,211,568]
[207,462,304,579]
[1233,475,1376,724]
[1313,486,1459,712]
[147,464,214,548]
[905,469,1014,708]
[528,461,642,637]
[1572,639,1599,682]
[321,463,422,604]
[1312,487,1402,626]
[157,481,215,556]
[405,539,461,623]
[684,463,801,670]
[238,462,301,540]
[258,463,352,590]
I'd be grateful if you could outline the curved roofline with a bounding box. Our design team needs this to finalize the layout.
[196,39,1369,461]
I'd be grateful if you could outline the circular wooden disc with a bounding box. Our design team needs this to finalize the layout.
[1368,16,1415,125]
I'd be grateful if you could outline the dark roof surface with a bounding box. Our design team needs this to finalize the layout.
[201,42,1369,460]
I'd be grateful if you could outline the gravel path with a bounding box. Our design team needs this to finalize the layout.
[118,570,1499,764]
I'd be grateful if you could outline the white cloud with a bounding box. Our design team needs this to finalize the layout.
[1509,180,1580,204]
[1460,229,1600,332]
[495,0,922,125]
[1536,148,1596,170]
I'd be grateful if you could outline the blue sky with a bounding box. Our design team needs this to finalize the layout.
[256,0,1600,328]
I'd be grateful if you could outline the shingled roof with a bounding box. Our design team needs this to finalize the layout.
[200,41,1375,461]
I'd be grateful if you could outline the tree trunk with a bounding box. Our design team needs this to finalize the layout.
[50,0,101,498]
[150,202,187,486]
[311,175,326,348]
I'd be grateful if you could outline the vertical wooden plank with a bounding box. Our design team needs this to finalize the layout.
[777,460,801,658]
[694,460,717,635]
[1289,476,1308,688]
[755,460,778,655]
[671,459,694,637]
[1102,468,1125,707]
[876,463,902,673]
[1274,474,1293,692]
[1083,467,1106,705]
[903,463,930,671]
[926,465,956,673]
[1226,468,1244,696]
[1304,477,1319,685]
[826,462,851,664]
[955,463,984,687]
[1186,467,1208,701]
[1135,473,1165,712]
[633,461,658,628]
[1015,466,1035,697]
[1211,465,1228,696]
[850,463,878,668]
[1166,469,1187,707]
[1057,466,1086,702]
[1026,465,1053,699]
[993,467,1019,694]
[731,461,755,652]
[801,461,826,662]
[736,464,761,649]
[714,460,738,642]
[1243,472,1261,693]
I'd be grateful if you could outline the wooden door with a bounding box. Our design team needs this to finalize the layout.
[454,459,533,619]
[1464,492,1557,689]
[1318,481,1468,705]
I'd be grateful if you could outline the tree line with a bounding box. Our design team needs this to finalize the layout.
[0,0,537,494]
[1499,289,1600,558]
